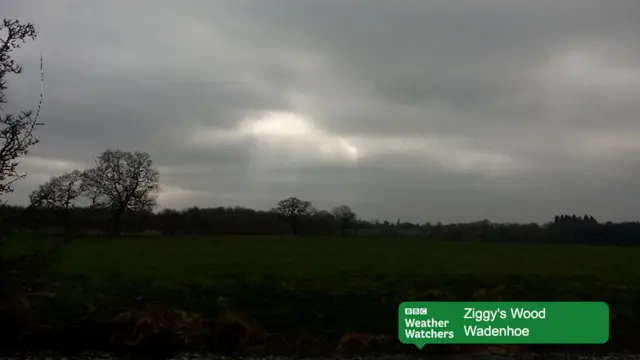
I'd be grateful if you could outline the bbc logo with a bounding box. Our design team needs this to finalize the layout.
[405,307,428,315]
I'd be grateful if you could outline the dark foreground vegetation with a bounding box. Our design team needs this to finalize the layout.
[1,235,640,356]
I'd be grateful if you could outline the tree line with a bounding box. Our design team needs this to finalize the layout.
[2,145,640,245]
[3,183,640,245]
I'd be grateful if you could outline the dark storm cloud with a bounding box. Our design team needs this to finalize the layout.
[2,0,640,222]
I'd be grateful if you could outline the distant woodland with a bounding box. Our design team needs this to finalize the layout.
[2,203,639,246]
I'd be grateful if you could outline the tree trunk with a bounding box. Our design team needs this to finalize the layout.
[62,209,77,240]
[109,206,126,236]
[291,217,299,235]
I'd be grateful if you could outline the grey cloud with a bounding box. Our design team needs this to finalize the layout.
[232,0,640,135]
[2,0,640,223]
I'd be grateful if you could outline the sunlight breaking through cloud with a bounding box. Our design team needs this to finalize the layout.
[186,111,522,176]
[189,111,361,163]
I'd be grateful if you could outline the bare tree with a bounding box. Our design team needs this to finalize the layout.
[81,149,160,236]
[331,204,357,236]
[29,170,84,209]
[29,170,84,235]
[0,19,42,200]
[273,196,314,234]
[0,19,51,340]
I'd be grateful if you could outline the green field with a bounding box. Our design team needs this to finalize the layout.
[3,235,640,354]
[11,235,639,283]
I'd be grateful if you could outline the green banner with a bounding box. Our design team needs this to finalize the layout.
[398,301,609,348]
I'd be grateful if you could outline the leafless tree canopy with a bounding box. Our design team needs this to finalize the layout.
[0,19,42,199]
[25,150,160,236]
[275,197,314,218]
[273,196,314,234]
[82,149,160,213]
[332,204,357,231]
[332,205,356,221]
[29,170,84,209]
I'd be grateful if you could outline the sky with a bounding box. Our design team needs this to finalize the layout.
[2,0,640,223]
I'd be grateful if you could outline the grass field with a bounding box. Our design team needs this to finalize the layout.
[3,235,640,354]
[11,235,640,283]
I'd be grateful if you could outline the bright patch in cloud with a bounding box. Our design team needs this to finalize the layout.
[20,156,87,173]
[15,156,88,183]
[187,111,521,176]
[534,43,640,95]
[568,131,640,157]
[349,135,519,175]
[189,111,360,163]
[156,183,212,208]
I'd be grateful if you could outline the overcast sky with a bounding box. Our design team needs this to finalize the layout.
[2,0,640,223]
